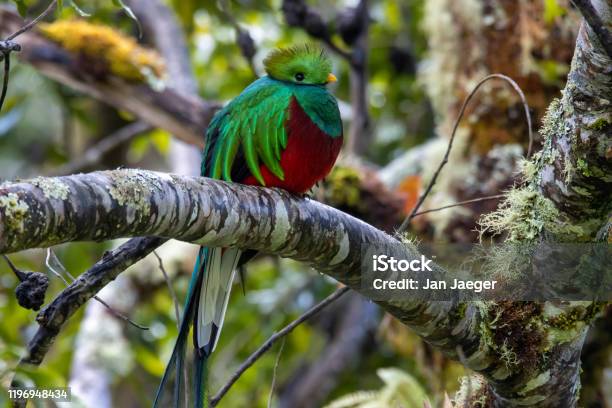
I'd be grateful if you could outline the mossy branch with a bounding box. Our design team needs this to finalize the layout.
[0,7,219,148]
[480,2,612,244]
[0,170,603,407]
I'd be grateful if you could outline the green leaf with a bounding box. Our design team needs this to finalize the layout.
[67,0,91,17]
[13,0,28,17]
[112,0,142,37]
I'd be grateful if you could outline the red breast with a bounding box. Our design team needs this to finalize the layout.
[242,97,343,194]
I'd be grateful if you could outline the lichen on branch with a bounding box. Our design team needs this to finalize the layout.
[40,20,165,83]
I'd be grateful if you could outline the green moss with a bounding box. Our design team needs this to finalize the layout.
[0,193,29,233]
[540,99,563,139]
[31,177,70,200]
[543,302,606,346]
[482,302,545,374]
[585,118,610,131]
[547,302,607,331]
[575,157,607,179]
[546,308,582,330]
[572,186,592,197]
[451,302,468,321]
[556,218,602,241]
[323,166,362,208]
[576,158,591,176]
[478,318,496,353]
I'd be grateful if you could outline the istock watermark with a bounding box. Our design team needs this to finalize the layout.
[369,253,497,294]
[360,242,611,301]
[372,254,433,272]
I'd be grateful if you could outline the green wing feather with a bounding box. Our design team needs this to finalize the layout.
[203,77,293,185]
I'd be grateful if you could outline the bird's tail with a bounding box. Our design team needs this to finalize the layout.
[196,247,240,356]
[154,247,239,408]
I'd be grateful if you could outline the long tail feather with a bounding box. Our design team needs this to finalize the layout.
[154,248,208,408]
[155,246,240,408]
[194,350,208,408]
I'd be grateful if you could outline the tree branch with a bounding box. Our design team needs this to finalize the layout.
[9,237,164,372]
[210,287,351,406]
[126,0,203,176]
[0,169,604,406]
[536,0,612,224]
[571,0,612,59]
[0,7,219,148]
[51,121,152,175]
[5,0,57,42]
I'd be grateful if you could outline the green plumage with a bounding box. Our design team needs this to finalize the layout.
[204,80,292,184]
[202,45,341,186]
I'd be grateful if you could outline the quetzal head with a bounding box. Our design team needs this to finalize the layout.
[263,44,337,86]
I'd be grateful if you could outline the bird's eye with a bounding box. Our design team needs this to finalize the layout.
[295,73,305,81]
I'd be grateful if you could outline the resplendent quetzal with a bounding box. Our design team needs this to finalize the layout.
[154,45,343,407]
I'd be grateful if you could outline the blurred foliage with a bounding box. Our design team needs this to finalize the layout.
[324,368,430,408]
[0,0,593,407]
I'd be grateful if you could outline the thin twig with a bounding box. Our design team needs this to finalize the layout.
[0,0,57,114]
[52,121,152,175]
[322,37,353,63]
[218,0,257,76]
[10,237,164,404]
[210,286,350,406]
[6,0,58,41]
[2,254,27,281]
[397,74,532,233]
[45,249,149,330]
[410,194,505,218]
[90,295,149,330]
[267,338,286,408]
[153,250,181,329]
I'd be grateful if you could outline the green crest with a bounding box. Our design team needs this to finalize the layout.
[264,45,333,85]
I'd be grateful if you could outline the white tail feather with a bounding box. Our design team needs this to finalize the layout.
[197,247,241,353]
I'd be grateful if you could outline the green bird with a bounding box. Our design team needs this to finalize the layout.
[154,44,343,407]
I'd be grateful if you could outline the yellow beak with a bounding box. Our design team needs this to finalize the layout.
[327,73,337,83]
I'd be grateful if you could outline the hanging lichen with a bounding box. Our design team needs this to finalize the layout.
[479,187,561,241]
